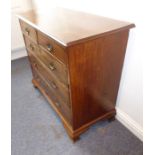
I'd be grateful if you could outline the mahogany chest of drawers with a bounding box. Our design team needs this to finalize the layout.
[18,8,135,141]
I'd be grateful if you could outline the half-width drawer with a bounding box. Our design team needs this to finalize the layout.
[29,52,70,108]
[32,66,72,124]
[37,31,67,65]
[20,20,37,43]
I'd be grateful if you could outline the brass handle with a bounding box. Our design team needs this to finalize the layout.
[51,82,57,89]
[33,62,37,68]
[46,44,53,52]
[49,63,56,71]
[55,102,60,107]
[25,28,30,35]
[29,44,34,51]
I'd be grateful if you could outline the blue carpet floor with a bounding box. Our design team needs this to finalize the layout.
[11,57,143,155]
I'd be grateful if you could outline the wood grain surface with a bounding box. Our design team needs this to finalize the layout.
[18,8,135,46]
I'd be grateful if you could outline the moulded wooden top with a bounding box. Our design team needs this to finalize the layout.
[18,7,135,46]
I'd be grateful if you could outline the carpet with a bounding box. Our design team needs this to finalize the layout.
[11,57,143,155]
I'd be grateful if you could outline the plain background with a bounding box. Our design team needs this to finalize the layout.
[0,0,154,154]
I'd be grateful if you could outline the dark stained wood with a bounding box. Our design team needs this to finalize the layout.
[30,57,72,124]
[37,31,68,65]
[28,51,70,108]
[18,8,135,46]
[108,116,116,122]
[18,8,135,141]
[24,36,68,86]
[68,30,129,129]
[32,77,73,127]
[39,48,68,85]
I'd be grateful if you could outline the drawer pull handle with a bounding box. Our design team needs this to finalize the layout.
[30,44,34,51]
[51,82,57,89]
[49,63,56,71]
[25,28,30,35]
[46,44,53,52]
[55,102,60,107]
[33,63,37,68]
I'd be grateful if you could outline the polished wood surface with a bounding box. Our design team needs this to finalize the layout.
[18,8,135,46]
[68,30,129,129]
[38,31,68,65]
[29,51,70,107]
[31,74,73,126]
[24,36,68,86]
[18,8,135,141]
[30,55,72,124]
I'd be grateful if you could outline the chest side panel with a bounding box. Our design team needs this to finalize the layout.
[68,30,129,129]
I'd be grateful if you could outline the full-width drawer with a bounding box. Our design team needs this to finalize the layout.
[29,52,70,108]
[24,36,68,86]
[37,31,67,65]
[20,20,37,43]
[32,65,72,124]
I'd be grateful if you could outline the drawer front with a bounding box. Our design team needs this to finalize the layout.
[32,66,72,124]
[38,31,67,65]
[24,36,68,86]
[20,20,37,43]
[24,36,38,53]
[39,48,68,86]
[29,52,70,108]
